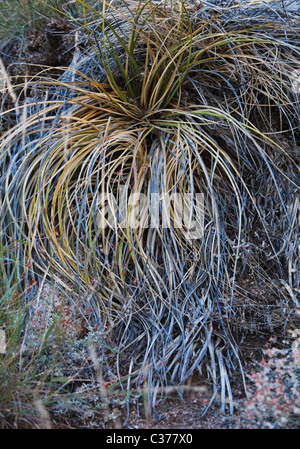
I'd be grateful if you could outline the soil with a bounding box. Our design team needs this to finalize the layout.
[124,392,246,430]
[49,375,259,429]
[46,338,266,429]
[0,18,74,79]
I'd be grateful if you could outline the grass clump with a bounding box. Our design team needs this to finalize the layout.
[0,0,67,37]
[0,0,299,425]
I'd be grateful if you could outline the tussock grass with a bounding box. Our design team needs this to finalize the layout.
[0,0,299,424]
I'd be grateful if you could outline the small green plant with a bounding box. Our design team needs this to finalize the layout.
[0,258,49,428]
[0,1,67,37]
[0,240,93,428]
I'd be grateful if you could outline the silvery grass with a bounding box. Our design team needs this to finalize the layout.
[0,0,299,418]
